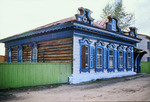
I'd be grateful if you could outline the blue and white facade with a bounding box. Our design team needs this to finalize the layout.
[69,7,140,83]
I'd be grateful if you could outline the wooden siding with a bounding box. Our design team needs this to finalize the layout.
[5,48,7,62]
[22,43,31,62]
[37,37,73,63]
[0,63,72,89]
[11,46,18,62]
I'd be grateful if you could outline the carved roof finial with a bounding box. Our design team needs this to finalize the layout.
[106,16,121,33]
[75,7,94,25]
[129,27,137,37]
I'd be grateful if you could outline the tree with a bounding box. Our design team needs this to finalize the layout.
[101,0,134,31]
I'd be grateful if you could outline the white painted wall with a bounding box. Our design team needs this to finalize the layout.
[69,35,136,84]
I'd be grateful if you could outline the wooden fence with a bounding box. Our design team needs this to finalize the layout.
[0,63,72,89]
[141,62,150,73]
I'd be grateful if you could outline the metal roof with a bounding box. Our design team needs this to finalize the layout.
[0,17,76,43]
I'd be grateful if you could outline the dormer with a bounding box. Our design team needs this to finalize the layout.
[106,16,121,33]
[75,7,94,25]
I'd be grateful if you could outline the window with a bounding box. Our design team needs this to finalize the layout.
[97,48,103,68]
[109,50,114,68]
[147,57,150,62]
[18,50,22,62]
[31,42,38,63]
[32,48,37,63]
[81,45,89,69]
[147,42,150,50]
[85,46,89,68]
[18,45,22,62]
[128,52,131,68]
[119,51,123,68]
[8,48,11,63]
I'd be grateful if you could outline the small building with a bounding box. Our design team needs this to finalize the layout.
[0,55,5,62]
[137,34,150,62]
[0,7,144,83]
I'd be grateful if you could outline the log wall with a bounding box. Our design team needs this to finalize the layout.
[22,43,31,62]
[5,48,7,62]
[11,46,18,62]
[37,37,73,63]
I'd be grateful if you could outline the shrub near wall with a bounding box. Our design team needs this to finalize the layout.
[141,62,150,73]
[0,63,72,89]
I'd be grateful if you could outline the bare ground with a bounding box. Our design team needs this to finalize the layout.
[0,74,150,102]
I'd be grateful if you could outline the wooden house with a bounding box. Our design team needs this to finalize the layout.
[0,7,145,83]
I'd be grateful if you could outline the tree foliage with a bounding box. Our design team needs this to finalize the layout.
[101,0,134,31]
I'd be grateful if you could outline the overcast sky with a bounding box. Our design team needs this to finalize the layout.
[0,0,150,55]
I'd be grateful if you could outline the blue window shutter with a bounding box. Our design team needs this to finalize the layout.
[8,47,11,63]
[115,50,117,69]
[124,51,126,69]
[132,52,134,69]
[90,46,94,68]
[103,48,107,69]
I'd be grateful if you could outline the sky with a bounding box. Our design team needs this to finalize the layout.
[0,0,150,55]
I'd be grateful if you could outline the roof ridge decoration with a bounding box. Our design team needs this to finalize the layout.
[75,7,94,25]
[129,27,137,38]
[106,16,121,33]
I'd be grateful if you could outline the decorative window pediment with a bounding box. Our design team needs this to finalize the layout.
[30,42,38,48]
[95,41,105,47]
[79,38,92,44]
[106,16,121,33]
[76,7,94,25]
[107,43,116,49]
[126,47,133,52]
[117,45,124,50]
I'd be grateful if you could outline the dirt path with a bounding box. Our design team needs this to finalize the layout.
[1,74,150,102]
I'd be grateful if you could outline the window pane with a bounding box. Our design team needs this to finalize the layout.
[128,52,131,57]
[147,57,150,62]
[119,51,123,68]
[128,58,131,67]
[147,42,150,49]
[97,48,103,68]
[119,51,122,56]
[32,48,37,62]
[110,50,113,55]
[97,56,100,67]
[85,46,89,68]
[109,50,114,68]
[128,52,131,67]
[97,48,102,54]
[100,56,102,66]
[109,57,113,68]
[85,46,88,53]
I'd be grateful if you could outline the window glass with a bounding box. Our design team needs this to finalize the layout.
[97,48,102,68]
[18,50,22,62]
[119,51,123,68]
[109,50,114,68]
[32,48,37,62]
[147,57,150,62]
[147,42,150,50]
[128,52,131,67]
[85,46,89,68]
